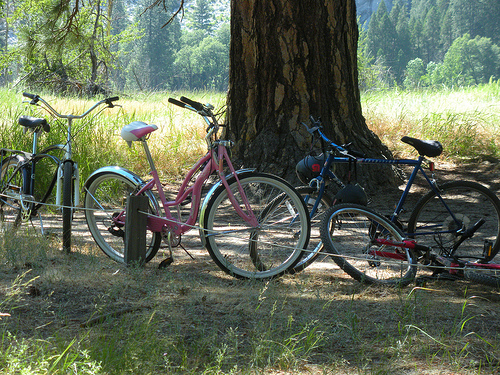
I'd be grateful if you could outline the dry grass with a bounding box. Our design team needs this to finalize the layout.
[362,86,500,160]
[0,224,499,374]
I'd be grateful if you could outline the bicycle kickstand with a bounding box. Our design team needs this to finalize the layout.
[158,232,195,269]
[159,232,174,269]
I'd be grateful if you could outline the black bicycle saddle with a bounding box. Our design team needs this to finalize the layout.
[401,136,443,157]
[18,115,50,133]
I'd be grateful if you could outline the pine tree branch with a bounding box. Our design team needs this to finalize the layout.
[141,0,185,28]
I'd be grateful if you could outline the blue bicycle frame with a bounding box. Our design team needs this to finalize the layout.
[301,121,460,238]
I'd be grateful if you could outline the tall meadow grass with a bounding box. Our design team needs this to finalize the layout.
[0,89,226,187]
[0,85,498,190]
[362,83,500,159]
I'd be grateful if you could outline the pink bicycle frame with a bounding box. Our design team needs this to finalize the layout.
[122,143,259,237]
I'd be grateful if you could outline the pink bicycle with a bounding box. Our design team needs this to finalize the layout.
[83,97,310,280]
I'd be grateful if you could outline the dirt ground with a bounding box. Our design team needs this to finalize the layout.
[1,160,500,373]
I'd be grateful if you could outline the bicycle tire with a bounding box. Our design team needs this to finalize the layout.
[320,204,417,286]
[62,161,73,252]
[201,172,310,280]
[84,171,161,263]
[407,181,500,262]
[0,156,25,231]
[288,186,334,274]
[464,267,500,288]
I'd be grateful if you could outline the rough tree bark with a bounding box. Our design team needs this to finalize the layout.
[226,0,394,185]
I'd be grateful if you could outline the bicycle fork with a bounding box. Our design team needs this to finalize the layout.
[55,160,79,210]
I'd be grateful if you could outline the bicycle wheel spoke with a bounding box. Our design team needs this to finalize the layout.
[289,186,335,274]
[320,204,417,286]
[202,173,310,280]
[408,181,500,261]
[0,157,25,232]
[84,172,161,263]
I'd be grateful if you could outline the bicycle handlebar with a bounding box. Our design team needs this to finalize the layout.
[168,97,188,109]
[168,96,214,117]
[23,92,38,100]
[301,118,366,158]
[22,92,120,119]
[180,96,205,112]
[169,96,223,146]
[104,97,119,108]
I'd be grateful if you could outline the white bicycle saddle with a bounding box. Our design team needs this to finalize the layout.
[121,121,158,147]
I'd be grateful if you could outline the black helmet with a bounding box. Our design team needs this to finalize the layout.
[296,154,327,184]
[334,183,368,206]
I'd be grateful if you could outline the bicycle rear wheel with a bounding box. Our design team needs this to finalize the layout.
[320,204,417,286]
[0,156,27,232]
[288,186,333,274]
[408,181,500,261]
[84,171,161,263]
[201,172,310,280]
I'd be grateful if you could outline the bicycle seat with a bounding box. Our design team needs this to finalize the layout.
[401,136,443,157]
[121,121,158,146]
[18,115,50,133]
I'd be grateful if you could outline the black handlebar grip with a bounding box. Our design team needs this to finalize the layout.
[168,97,187,108]
[104,96,119,107]
[180,96,204,112]
[23,92,38,100]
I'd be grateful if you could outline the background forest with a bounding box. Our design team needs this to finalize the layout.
[361,0,500,89]
[1,0,500,95]
[0,0,230,94]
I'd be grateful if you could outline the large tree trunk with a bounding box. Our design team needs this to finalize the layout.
[227,0,394,186]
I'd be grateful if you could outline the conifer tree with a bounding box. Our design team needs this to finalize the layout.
[422,6,440,62]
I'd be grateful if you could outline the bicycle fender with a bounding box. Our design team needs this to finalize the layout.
[39,144,66,154]
[84,166,160,213]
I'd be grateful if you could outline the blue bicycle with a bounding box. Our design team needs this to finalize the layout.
[292,117,500,283]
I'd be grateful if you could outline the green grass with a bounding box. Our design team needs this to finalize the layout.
[1,85,498,192]
[0,89,225,188]
[1,85,500,374]
[0,233,499,374]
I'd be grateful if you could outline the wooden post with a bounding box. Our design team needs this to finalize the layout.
[124,195,148,266]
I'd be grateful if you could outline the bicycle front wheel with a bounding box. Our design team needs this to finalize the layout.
[201,172,310,280]
[289,186,333,274]
[0,156,25,231]
[408,181,500,261]
[84,171,161,263]
[464,266,500,289]
[320,204,417,286]
[62,161,73,252]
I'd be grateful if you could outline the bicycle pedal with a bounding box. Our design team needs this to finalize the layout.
[158,257,174,269]
[108,226,124,238]
[483,240,493,259]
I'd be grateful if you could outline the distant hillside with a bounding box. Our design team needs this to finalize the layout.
[357,0,397,26]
